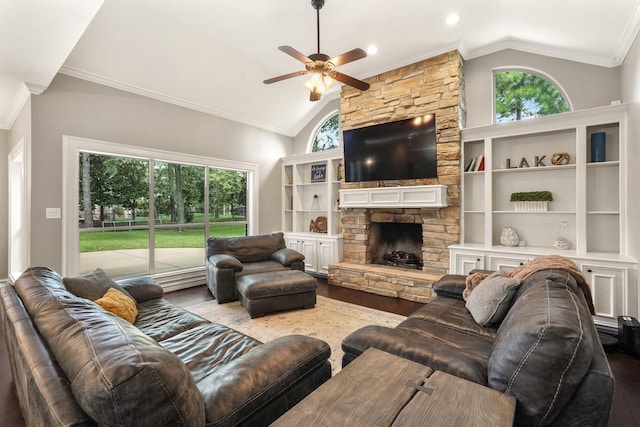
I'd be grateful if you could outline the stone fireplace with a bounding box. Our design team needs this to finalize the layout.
[328,50,464,303]
[369,222,423,269]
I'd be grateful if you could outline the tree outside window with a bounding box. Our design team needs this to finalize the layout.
[311,112,339,152]
[494,71,570,123]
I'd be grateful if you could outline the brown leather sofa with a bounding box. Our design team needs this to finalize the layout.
[1,267,331,427]
[206,232,305,303]
[342,268,614,426]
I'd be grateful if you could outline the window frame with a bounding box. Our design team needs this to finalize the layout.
[62,135,258,278]
[307,109,341,153]
[492,66,573,124]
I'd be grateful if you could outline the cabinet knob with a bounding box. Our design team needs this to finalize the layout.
[519,262,524,266]
[477,258,481,262]
[587,269,592,273]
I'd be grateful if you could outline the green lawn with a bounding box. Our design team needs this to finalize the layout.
[79,224,246,252]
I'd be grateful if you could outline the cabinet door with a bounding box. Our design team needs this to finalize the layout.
[582,264,627,318]
[488,254,530,272]
[316,238,335,275]
[452,252,485,275]
[299,239,318,273]
[285,237,301,253]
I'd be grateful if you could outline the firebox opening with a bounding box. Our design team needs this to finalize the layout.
[369,222,423,269]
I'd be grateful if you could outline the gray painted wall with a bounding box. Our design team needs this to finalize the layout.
[29,74,292,272]
[0,129,7,280]
[464,49,621,128]
[292,98,340,155]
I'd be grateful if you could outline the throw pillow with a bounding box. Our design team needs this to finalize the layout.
[94,287,138,323]
[465,272,521,326]
[63,268,135,302]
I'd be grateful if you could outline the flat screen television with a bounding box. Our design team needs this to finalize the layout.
[342,114,437,182]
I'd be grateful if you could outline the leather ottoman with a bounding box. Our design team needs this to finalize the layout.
[237,270,317,318]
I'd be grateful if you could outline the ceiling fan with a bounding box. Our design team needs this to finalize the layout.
[263,0,370,101]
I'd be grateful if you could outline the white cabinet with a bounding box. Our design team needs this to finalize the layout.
[285,233,343,276]
[487,254,531,272]
[452,104,637,326]
[450,244,637,328]
[460,104,628,255]
[281,150,343,236]
[281,150,344,276]
[451,251,485,275]
[582,264,628,322]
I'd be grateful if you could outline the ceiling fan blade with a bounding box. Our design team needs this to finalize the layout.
[278,46,313,64]
[263,70,308,84]
[329,48,367,67]
[310,90,321,102]
[329,70,370,91]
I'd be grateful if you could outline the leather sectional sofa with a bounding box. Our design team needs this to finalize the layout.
[342,267,614,426]
[0,267,331,427]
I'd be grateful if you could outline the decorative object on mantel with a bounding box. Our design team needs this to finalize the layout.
[510,191,553,212]
[336,162,343,181]
[553,238,570,250]
[311,194,320,210]
[310,216,327,233]
[591,132,606,162]
[551,152,571,165]
[500,224,520,247]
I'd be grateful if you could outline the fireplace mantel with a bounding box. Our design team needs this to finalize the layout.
[339,185,448,209]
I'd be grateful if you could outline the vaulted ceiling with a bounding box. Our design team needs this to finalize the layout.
[2,0,640,135]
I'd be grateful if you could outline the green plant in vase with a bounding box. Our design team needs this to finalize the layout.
[510,191,553,212]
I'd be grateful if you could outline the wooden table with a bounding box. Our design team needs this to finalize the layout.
[272,348,515,427]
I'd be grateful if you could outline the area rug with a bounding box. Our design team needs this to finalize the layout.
[185,295,406,373]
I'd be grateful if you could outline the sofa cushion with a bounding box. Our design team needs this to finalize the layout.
[63,268,135,302]
[465,271,521,326]
[15,268,205,426]
[271,248,305,266]
[236,260,289,277]
[431,274,467,299]
[206,232,286,263]
[488,269,594,426]
[94,287,138,323]
[117,276,164,302]
[135,298,210,342]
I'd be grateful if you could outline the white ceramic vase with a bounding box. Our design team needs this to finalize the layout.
[500,226,520,247]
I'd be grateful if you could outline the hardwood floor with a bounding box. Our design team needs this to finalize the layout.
[1,279,639,426]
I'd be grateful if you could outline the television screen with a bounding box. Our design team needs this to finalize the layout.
[342,114,437,182]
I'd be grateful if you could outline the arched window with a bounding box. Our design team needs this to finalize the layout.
[309,111,339,153]
[494,69,571,123]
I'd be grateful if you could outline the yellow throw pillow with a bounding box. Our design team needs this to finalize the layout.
[94,287,138,323]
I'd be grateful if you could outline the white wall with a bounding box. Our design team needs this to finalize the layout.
[464,49,621,128]
[0,129,8,280]
[29,74,292,272]
[621,32,640,265]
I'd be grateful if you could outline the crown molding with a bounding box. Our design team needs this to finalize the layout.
[613,1,640,66]
[58,65,296,137]
[0,84,31,130]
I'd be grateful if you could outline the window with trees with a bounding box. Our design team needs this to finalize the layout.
[494,70,570,123]
[310,112,340,152]
[74,147,251,280]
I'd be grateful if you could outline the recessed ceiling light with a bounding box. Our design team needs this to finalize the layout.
[367,45,378,55]
[446,13,460,26]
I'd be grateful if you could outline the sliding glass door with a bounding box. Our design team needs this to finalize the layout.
[66,136,256,283]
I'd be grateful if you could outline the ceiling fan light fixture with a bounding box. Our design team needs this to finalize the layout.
[304,72,335,95]
[263,0,369,101]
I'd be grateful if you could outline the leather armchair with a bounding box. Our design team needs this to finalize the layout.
[205,232,305,303]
